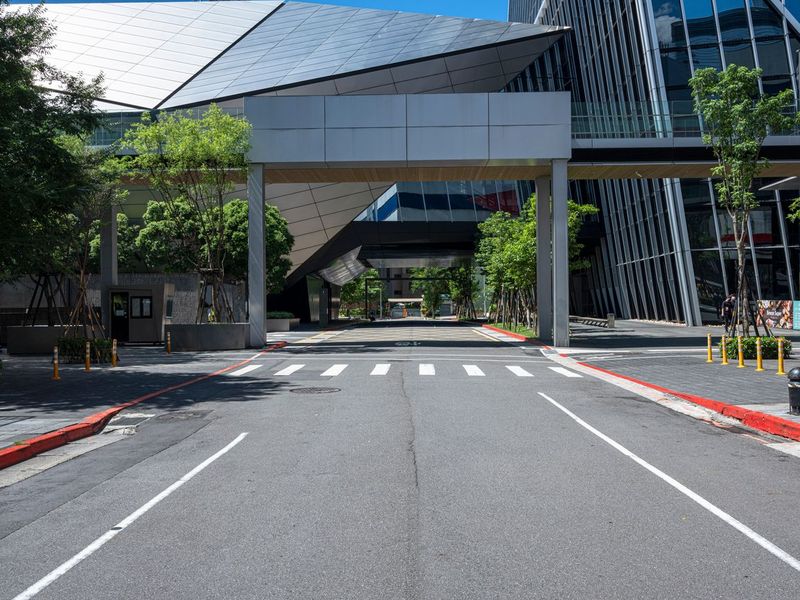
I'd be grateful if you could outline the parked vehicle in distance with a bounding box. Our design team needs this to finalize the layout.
[390,303,406,319]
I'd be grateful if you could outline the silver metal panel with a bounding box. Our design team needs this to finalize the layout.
[407,94,489,127]
[407,127,489,163]
[325,128,408,165]
[325,95,406,128]
[245,96,325,129]
[251,129,326,166]
[489,92,571,126]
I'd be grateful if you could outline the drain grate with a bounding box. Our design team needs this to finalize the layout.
[290,387,340,395]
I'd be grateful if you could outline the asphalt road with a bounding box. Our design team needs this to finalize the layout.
[3,321,800,599]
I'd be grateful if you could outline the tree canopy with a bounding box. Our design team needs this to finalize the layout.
[0,1,103,281]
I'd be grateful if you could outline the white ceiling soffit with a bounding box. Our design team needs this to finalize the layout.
[33,1,281,109]
[162,1,567,107]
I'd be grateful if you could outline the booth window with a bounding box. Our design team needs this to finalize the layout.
[131,296,153,319]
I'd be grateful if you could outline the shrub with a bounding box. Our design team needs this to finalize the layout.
[718,336,791,360]
[57,337,113,363]
[266,311,294,319]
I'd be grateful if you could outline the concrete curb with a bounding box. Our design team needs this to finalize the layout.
[580,361,800,443]
[481,324,537,343]
[0,341,287,471]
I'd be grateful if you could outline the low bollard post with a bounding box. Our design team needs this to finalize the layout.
[737,335,745,368]
[111,338,118,367]
[706,333,713,363]
[721,335,729,365]
[166,331,172,354]
[778,338,786,376]
[52,346,60,381]
[788,368,800,415]
[84,340,91,372]
[756,337,765,372]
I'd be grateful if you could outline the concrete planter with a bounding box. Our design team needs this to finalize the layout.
[165,323,248,351]
[7,325,70,355]
[266,318,292,332]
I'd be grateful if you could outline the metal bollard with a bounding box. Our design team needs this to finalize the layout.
[778,338,786,375]
[84,341,91,372]
[788,367,800,415]
[166,331,172,354]
[721,335,729,365]
[111,339,118,368]
[706,333,713,363]
[755,337,764,372]
[737,335,745,368]
[607,313,615,329]
[52,346,60,381]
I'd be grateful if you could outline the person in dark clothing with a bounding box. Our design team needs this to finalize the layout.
[721,293,735,334]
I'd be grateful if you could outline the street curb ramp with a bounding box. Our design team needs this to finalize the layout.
[0,341,287,471]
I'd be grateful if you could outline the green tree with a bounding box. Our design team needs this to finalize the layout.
[123,105,252,323]
[411,267,450,317]
[0,1,102,281]
[690,65,795,335]
[340,268,382,318]
[88,212,141,273]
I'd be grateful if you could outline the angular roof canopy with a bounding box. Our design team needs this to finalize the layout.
[30,1,568,110]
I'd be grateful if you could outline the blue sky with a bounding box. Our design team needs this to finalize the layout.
[14,0,509,21]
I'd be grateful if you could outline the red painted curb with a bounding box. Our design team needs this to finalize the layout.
[481,324,552,349]
[0,341,288,471]
[580,361,800,443]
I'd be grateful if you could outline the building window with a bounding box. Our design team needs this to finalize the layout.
[131,296,153,319]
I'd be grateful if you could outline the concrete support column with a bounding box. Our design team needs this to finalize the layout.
[535,176,552,342]
[100,204,119,335]
[552,159,570,348]
[248,163,266,348]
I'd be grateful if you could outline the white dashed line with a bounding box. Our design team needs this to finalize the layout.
[419,364,435,376]
[227,364,263,377]
[321,364,348,377]
[371,364,391,376]
[463,365,485,377]
[506,365,534,377]
[548,366,582,378]
[274,364,305,376]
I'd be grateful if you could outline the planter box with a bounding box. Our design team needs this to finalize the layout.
[165,323,248,351]
[266,318,292,332]
[7,326,70,355]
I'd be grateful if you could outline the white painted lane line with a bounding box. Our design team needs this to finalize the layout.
[538,391,800,574]
[227,364,263,377]
[11,433,249,600]
[321,364,348,377]
[419,364,435,376]
[506,365,534,377]
[548,366,582,378]
[275,364,304,376]
[371,364,391,376]
[463,365,485,377]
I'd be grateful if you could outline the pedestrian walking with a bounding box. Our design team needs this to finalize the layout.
[721,293,735,334]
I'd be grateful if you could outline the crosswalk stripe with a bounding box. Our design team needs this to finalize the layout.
[227,364,263,377]
[506,365,533,377]
[275,364,304,376]
[321,364,348,377]
[419,364,435,376]
[371,364,391,376]
[463,365,485,377]
[548,366,582,378]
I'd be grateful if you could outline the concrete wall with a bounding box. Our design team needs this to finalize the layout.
[166,323,248,352]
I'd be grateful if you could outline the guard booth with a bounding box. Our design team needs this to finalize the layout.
[108,283,174,343]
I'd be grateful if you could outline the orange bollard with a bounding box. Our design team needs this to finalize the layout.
[166,331,172,354]
[111,338,118,367]
[737,335,745,368]
[755,337,764,372]
[721,335,729,365]
[706,333,713,363]
[52,346,60,381]
[778,338,786,375]
[85,340,91,372]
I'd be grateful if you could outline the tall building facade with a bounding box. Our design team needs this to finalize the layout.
[509,0,800,324]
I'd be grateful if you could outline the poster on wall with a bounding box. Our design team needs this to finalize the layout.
[757,300,794,329]
[794,302,800,331]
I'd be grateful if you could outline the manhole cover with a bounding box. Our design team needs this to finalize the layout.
[290,387,340,395]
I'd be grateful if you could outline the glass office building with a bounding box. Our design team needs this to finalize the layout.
[509,0,800,323]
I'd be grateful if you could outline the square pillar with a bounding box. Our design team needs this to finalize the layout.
[248,163,266,348]
[552,159,570,348]
[100,205,119,335]
[535,177,552,342]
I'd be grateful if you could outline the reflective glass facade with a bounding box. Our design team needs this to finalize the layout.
[509,0,800,324]
[356,181,521,223]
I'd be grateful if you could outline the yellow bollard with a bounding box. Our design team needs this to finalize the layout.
[84,340,91,372]
[778,338,786,375]
[52,346,60,381]
[737,335,745,368]
[166,331,172,354]
[706,333,714,363]
[721,335,729,365]
[111,338,118,368]
[755,337,764,372]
